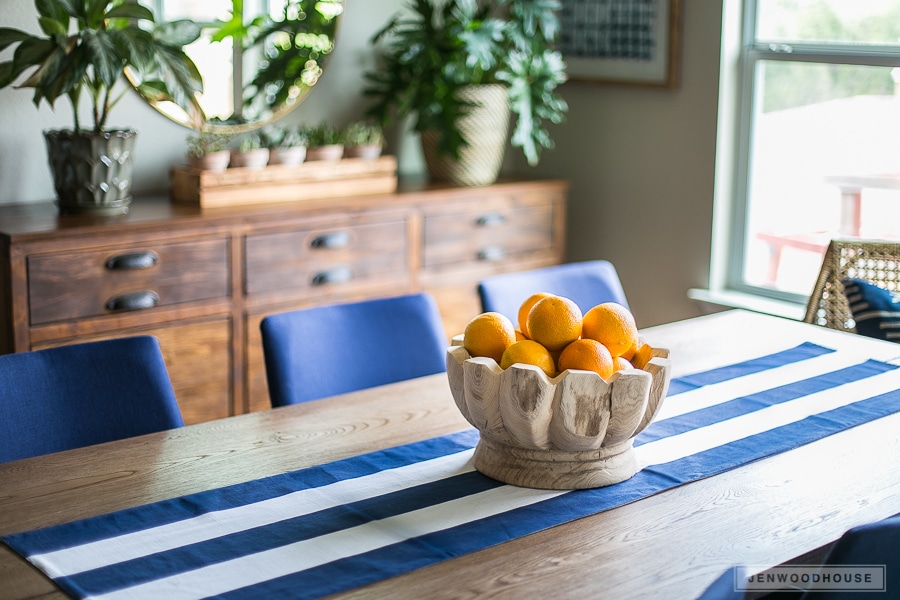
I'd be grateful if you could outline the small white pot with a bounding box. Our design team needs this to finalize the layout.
[188,150,230,172]
[268,146,307,166]
[230,148,270,170]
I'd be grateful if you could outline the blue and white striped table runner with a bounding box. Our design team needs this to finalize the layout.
[6,341,900,600]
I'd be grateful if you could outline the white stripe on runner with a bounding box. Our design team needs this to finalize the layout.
[636,366,900,470]
[655,349,859,422]
[87,484,568,600]
[31,449,476,578]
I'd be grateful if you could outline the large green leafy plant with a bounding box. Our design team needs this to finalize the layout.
[364,0,567,166]
[0,0,203,133]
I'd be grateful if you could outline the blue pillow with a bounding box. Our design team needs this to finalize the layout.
[842,278,900,343]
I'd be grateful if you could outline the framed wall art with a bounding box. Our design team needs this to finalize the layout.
[558,0,682,88]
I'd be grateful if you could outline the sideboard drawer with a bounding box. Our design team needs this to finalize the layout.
[27,239,230,325]
[423,202,555,269]
[245,219,409,296]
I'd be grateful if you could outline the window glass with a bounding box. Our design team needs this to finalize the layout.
[743,60,900,295]
[730,0,900,301]
[756,0,900,46]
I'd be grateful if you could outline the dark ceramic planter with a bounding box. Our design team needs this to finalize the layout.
[44,129,136,216]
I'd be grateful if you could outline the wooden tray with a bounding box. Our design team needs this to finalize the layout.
[170,156,398,208]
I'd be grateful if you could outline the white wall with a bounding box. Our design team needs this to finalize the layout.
[525,1,724,327]
[0,0,723,328]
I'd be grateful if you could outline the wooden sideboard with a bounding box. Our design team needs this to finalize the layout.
[0,178,567,424]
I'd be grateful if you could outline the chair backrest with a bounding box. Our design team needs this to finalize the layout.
[260,292,449,407]
[798,514,900,599]
[477,260,629,323]
[0,336,183,463]
[695,567,750,600]
[804,239,900,332]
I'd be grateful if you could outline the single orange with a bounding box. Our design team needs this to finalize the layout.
[526,295,583,352]
[582,302,639,358]
[557,338,615,380]
[500,339,557,377]
[621,340,638,361]
[517,292,555,338]
[463,312,517,364]
[613,356,633,373]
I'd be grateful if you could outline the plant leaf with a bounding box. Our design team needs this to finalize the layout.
[35,0,71,24]
[82,29,120,88]
[110,27,154,74]
[37,16,68,37]
[11,37,56,85]
[153,19,201,48]
[104,3,155,23]
[0,28,36,53]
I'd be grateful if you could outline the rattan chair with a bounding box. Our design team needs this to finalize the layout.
[803,238,900,332]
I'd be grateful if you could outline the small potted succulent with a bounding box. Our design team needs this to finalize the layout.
[343,121,384,160]
[230,132,270,169]
[186,132,233,172]
[263,126,308,167]
[303,123,344,162]
[0,0,203,214]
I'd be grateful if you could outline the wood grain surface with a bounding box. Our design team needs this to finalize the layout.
[3,310,900,600]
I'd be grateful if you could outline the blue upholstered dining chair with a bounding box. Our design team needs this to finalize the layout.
[477,260,629,323]
[0,336,183,464]
[697,515,900,599]
[695,567,749,600]
[260,292,449,407]
[797,514,900,599]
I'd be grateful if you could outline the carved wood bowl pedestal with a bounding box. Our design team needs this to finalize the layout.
[446,343,672,490]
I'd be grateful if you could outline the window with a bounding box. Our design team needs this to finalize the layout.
[722,0,900,306]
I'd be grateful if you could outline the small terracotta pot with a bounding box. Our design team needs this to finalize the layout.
[305,144,344,162]
[343,144,383,160]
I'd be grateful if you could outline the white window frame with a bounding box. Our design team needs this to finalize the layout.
[703,0,900,317]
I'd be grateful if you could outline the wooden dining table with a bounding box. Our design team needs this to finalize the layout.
[3,309,900,600]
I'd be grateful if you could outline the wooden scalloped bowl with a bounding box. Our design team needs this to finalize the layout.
[446,341,672,490]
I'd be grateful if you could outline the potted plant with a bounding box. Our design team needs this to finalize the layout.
[343,121,384,160]
[186,132,233,172]
[263,125,308,167]
[0,0,204,215]
[230,132,270,169]
[303,123,344,161]
[364,0,568,186]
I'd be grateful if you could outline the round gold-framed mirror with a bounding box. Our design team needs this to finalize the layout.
[136,0,343,133]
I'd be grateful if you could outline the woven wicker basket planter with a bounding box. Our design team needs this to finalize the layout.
[422,84,510,187]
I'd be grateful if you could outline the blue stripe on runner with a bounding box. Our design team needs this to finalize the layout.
[2,429,480,555]
[665,342,834,396]
[635,359,899,446]
[56,471,504,597]
[214,386,900,600]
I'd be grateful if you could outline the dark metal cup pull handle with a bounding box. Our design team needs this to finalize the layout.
[105,251,159,270]
[311,266,353,286]
[310,232,351,249]
[477,246,506,262]
[106,291,160,312]
[475,213,506,227]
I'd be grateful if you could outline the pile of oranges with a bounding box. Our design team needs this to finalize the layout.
[463,293,653,381]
